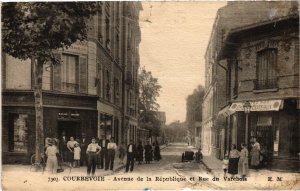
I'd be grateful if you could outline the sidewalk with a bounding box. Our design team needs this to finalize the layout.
[3,144,168,176]
[201,155,223,176]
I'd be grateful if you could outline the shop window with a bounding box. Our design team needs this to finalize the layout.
[8,114,28,153]
[255,49,278,90]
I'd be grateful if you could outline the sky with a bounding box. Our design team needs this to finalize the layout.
[139,2,226,124]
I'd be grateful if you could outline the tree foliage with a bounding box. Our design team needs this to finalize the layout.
[2,2,99,63]
[164,121,187,143]
[186,85,205,130]
[138,67,162,137]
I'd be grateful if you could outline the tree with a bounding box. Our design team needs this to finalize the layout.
[164,121,187,143]
[138,67,162,138]
[2,2,99,168]
[185,85,205,144]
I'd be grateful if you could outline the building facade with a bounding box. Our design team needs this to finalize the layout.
[220,15,299,171]
[2,2,142,164]
[202,1,298,161]
[203,1,299,171]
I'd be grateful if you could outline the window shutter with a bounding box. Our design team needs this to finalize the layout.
[79,56,87,93]
[53,53,61,91]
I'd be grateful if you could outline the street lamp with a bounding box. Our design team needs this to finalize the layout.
[243,101,251,145]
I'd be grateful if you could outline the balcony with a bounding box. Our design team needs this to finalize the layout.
[253,78,278,90]
[61,82,79,93]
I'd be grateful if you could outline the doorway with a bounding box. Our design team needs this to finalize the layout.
[57,121,81,140]
[256,125,273,166]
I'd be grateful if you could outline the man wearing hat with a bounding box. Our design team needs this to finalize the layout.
[79,132,88,166]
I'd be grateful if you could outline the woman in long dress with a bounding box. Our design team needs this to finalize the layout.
[136,141,144,164]
[238,143,249,177]
[228,144,239,177]
[153,141,162,161]
[250,138,260,169]
[144,141,153,164]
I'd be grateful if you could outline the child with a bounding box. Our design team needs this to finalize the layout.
[222,154,229,178]
[73,143,81,168]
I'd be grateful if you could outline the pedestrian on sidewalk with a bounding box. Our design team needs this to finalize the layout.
[98,139,108,169]
[126,140,136,172]
[228,144,239,178]
[79,133,88,166]
[144,141,153,164]
[67,137,78,167]
[238,143,249,178]
[153,141,162,161]
[250,137,260,170]
[222,154,229,178]
[118,143,126,165]
[86,138,101,176]
[73,143,81,168]
[106,138,117,171]
[45,139,58,174]
[136,140,144,164]
[58,131,68,163]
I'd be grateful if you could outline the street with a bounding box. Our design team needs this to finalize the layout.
[2,142,300,190]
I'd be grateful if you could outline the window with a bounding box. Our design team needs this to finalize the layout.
[61,54,79,93]
[233,60,238,97]
[115,34,120,62]
[105,3,111,51]
[105,70,111,101]
[114,78,120,105]
[96,62,102,96]
[9,114,28,152]
[255,49,278,90]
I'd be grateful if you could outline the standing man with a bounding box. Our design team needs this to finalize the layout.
[59,131,68,162]
[86,138,101,176]
[79,133,88,166]
[98,139,107,169]
[106,138,117,171]
[126,140,136,172]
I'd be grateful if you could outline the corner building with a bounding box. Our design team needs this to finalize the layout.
[203,1,299,171]
[1,2,142,163]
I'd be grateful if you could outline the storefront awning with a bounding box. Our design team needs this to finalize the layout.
[218,105,234,117]
[229,99,283,113]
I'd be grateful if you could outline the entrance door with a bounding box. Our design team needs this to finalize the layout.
[57,121,81,140]
[256,125,273,165]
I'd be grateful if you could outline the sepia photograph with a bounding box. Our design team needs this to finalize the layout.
[1,1,299,190]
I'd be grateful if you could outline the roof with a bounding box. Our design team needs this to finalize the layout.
[218,14,299,60]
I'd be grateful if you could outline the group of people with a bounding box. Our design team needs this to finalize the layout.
[44,131,162,176]
[222,137,263,178]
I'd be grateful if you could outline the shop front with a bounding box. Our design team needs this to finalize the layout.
[229,99,300,171]
[2,91,98,164]
[97,101,122,145]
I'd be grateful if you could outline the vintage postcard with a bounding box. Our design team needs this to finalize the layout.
[1,1,299,190]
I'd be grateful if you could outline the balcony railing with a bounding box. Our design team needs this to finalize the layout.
[61,82,79,93]
[253,78,278,90]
